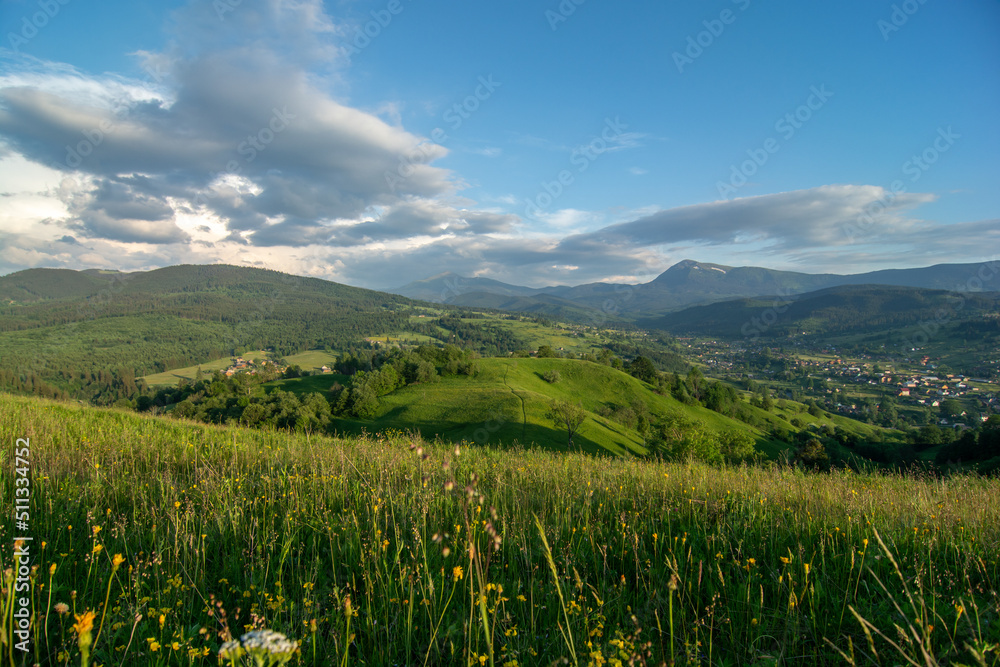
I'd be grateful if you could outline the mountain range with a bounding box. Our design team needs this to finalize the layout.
[389,260,999,319]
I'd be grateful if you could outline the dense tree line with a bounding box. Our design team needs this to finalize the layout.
[599,339,689,374]
[0,304,413,401]
[137,345,480,430]
[329,346,477,418]
[412,316,529,356]
[932,417,1000,466]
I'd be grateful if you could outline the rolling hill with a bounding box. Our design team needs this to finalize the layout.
[640,284,1000,339]
[390,259,1000,320]
[0,264,419,401]
[275,357,895,459]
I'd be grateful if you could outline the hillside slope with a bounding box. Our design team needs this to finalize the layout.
[392,259,1000,318]
[642,284,1000,338]
[328,357,888,457]
[0,264,418,401]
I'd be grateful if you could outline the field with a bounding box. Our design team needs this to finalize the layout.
[279,357,746,456]
[140,350,274,387]
[266,372,351,396]
[141,350,340,387]
[273,357,896,461]
[365,333,445,346]
[2,392,998,666]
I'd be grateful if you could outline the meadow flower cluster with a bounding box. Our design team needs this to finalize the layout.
[1,393,998,665]
[219,629,298,665]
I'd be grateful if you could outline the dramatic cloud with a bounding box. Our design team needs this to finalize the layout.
[0,1,995,288]
[560,185,938,253]
[0,0,454,251]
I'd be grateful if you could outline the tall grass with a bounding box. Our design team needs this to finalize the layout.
[1,393,998,665]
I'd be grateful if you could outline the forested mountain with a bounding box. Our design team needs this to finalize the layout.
[391,259,1000,319]
[640,284,1000,338]
[387,272,540,302]
[0,264,418,402]
[447,291,603,322]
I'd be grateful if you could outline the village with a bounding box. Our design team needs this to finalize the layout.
[682,339,999,429]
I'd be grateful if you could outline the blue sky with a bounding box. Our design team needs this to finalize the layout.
[0,0,997,288]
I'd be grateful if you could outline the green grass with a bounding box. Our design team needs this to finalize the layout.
[140,350,274,386]
[141,350,343,387]
[268,357,899,462]
[266,372,351,396]
[365,332,445,346]
[487,319,600,354]
[333,358,775,457]
[2,392,998,666]
[281,350,339,371]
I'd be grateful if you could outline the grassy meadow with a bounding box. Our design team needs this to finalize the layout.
[2,392,999,666]
[141,351,342,388]
[284,357,896,461]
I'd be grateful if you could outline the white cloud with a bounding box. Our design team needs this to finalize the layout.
[0,3,993,289]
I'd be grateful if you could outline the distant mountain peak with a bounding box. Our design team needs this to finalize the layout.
[419,271,462,282]
[651,260,733,285]
[668,259,701,270]
[665,259,732,272]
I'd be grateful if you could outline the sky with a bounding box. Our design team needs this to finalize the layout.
[0,0,998,289]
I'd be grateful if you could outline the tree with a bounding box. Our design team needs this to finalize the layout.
[796,438,829,471]
[549,400,587,450]
[648,415,721,463]
[720,430,756,461]
[628,356,658,384]
[542,369,561,384]
[939,399,964,419]
[686,366,704,402]
[704,382,739,416]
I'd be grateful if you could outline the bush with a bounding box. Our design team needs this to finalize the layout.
[796,438,830,471]
[542,369,561,384]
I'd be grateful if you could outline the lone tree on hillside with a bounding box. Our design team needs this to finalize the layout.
[628,356,659,384]
[549,400,587,450]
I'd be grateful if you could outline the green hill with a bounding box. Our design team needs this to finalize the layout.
[3,391,997,666]
[267,356,901,461]
[0,264,418,401]
[641,284,1000,338]
[289,358,771,456]
[0,267,117,303]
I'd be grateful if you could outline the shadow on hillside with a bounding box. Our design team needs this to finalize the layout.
[333,411,620,455]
